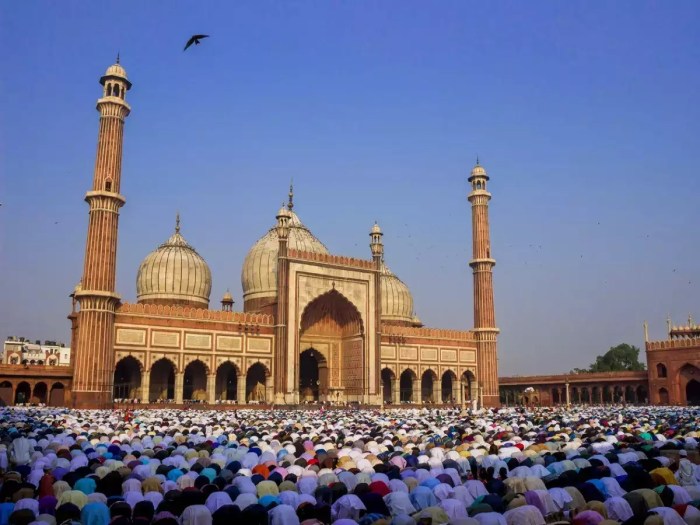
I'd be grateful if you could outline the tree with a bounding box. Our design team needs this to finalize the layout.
[572,343,646,373]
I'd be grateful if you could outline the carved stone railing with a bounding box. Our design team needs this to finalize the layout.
[117,303,273,325]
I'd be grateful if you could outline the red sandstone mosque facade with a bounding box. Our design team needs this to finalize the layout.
[62,60,500,409]
[1,60,696,409]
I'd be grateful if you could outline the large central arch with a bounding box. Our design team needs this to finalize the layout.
[299,289,364,403]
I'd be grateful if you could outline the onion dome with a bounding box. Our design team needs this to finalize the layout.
[136,215,212,307]
[100,54,132,89]
[242,201,328,309]
[380,261,415,324]
[468,158,489,181]
[222,290,234,303]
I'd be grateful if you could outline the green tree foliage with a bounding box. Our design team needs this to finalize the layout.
[572,343,646,373]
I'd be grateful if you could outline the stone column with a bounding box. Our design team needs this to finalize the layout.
[565,383,570,405]
[207,374,216,404]
[598,387,604,404]
[265,375,273,404]
[141,372,150,403]
[413,380,422,405]
[237,374,246,403]
[433,381,441,404]
[174,372,184,404]
[391,378,400,405]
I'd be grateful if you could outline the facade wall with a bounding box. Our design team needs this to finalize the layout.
[646,336,700,405]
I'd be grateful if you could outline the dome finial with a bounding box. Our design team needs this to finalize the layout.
[116,51,120,64]
[288,179,294,211]
[476,155,480,166]
[175,212,181,234]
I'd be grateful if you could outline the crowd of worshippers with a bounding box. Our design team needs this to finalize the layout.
[0,406,699,525]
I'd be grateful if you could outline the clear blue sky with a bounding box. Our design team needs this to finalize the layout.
[1,1,698,375]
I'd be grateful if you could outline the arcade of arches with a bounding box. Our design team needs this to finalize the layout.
[0,380,67,407]
[112,357,272,404]
[381,368,478,405]
[499,372,651,407]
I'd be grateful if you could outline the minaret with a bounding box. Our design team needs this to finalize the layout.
[467,159,500,407]
[274,198,292,404]
[370,222,384,403]
[72,58,132,408]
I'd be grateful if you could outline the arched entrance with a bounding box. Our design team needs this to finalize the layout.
[299,348,327,402]
[659,388,669,404]
[442,371,457,403]
[461,370,477,405]
[299,289,364,403]
[400,369,416,403]
[150,358,175,402]
[49,383,65,407]
[381,368,395,404]
[0,381,12,406]
[184,360,207,401]
[421,370,438,403]
[215,362,239,402]
[113,356,142,400]
[246,362,268,403]
[680,364,700,405]
[32,382,48,404]
[686,380,700,405]
[636,385,648,404]
[14,382,30,405]
[552,388,560,404]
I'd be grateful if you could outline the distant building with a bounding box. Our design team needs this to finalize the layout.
[2,337,70,366]
[499,316,700,406]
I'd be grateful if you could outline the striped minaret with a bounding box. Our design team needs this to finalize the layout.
[467,160,500,407]
[72,58,132,408]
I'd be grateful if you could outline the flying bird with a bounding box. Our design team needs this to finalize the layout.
[184,34,209,51]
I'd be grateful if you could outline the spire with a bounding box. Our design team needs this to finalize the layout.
[116,52,120,64]
[476,155,480,166]
[175,212,181,234]
[287,180,294,211]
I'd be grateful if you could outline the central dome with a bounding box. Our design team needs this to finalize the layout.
[242,205,328,311]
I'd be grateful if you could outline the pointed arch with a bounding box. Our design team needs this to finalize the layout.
[421,369,438,403]
[114,356,142,400]
[149,358,176,402]
[183,359,208,401]
[381,367,395,404]
[441,370,457,403]
[400,368,417,403]
[299,288,364,336]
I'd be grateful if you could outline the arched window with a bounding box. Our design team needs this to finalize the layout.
[656,363,667,378]
[105,179,112,192]
[113,85,120,97]
[106,83,112,96]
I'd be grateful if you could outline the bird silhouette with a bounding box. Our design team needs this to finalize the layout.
[184,34,209,51]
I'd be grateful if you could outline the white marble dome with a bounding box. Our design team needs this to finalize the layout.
[242,208,328,305]
[380,261,415,324]
[136,221,212,307]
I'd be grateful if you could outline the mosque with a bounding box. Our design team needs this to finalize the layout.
[63,59,500,409]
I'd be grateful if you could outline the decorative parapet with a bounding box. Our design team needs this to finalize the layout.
[500,370,647,385]
[647,337,700,351]
[382,323,475,342]
[287,249,375,270]
[117,303,273,325]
